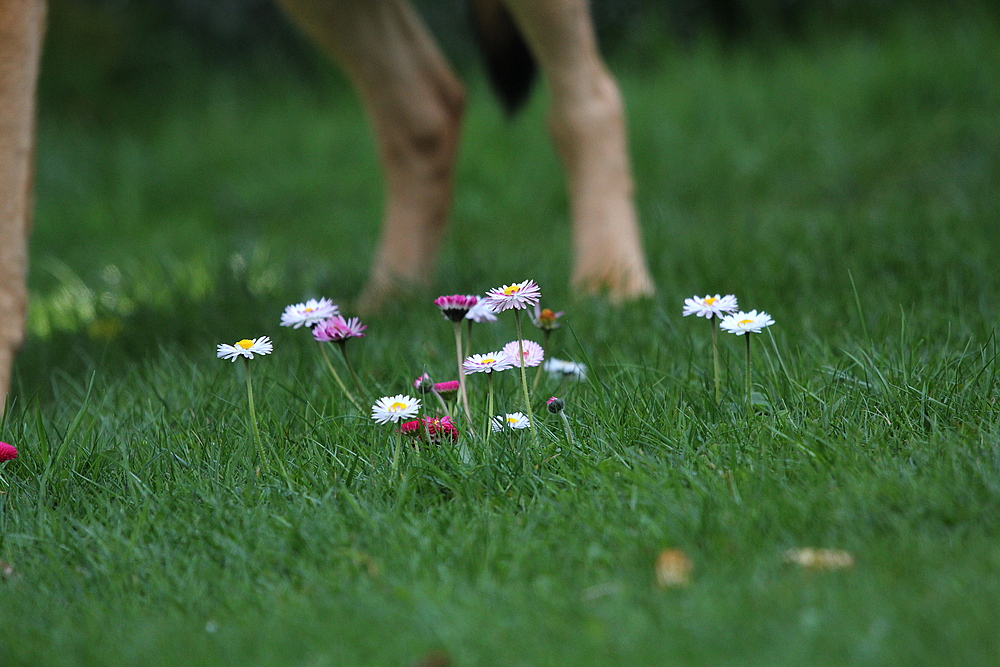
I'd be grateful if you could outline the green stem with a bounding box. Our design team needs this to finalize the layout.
[514,311,540,448]
[391,428,403,479]
[532,329,551,392]
[244,359,266,466]
[711,316,722,404]
[454,321,474,426]
[319,343,362,412]
[559,412,576,452]
[484,371,495,447]
[745,333,753,410]
[338,341,366,398]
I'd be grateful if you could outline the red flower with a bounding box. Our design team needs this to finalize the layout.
[0,442,17,462]
[398,416,459,443]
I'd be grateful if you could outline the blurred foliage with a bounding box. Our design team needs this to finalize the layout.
[42,0,995,109]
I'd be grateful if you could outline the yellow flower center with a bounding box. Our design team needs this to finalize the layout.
[738,319,753,326]
[507,416,519,424]
[705,297,718,306]
[481,357,496,364]
[304,307,314,313]
[502,285,522,296]
[236,339,254,349]
[389,402,408,412]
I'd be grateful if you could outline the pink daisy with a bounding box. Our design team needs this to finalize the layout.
[483,279,541,313]
[501,339,544,368]
[0,442,17,462]
[313,315,366,343]
[434,294,479,323]
[399,416,460,443]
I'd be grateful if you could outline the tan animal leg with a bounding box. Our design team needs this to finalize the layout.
[277,0,465,308]
[502,0,655,300]
[0,0,45,410]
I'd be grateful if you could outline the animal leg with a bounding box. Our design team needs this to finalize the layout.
[502,0,655,300]
[0,0,45,409]
[277,0,464,308]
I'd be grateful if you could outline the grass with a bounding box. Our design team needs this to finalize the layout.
[2,6,1000,665]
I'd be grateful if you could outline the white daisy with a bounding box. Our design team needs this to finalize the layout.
[491,412,531,432]
[483,279,541,313]
[371,394,421,425]
[217,336,273,362]
[462,352,514,375]
[719,310,775,335]
[543,358,587,381]
[501,339,545,368]
[280,298,339,329]
[682,294,738,319]
[465,299,498,323]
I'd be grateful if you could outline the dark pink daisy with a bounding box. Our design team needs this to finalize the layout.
[434,294,479,323]
[434,380,460,398]
[0,442,17,462]
[313,315,366,343]
[399,416,459,443]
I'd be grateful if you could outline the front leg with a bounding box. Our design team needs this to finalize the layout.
[277,0,465,309]
[502,0,655,301]
[0,0,46,409]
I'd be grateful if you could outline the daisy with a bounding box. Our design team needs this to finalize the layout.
[399,416,460,443]
[465,299,498,323]
[434,294,478,323]
[0,442,17,462]
[483,279,541,313]
[371,394,421,425]
[719,310,775,335]
[682,294,738,319]
[491,412,531,432]
[719,310,776,409]
[463,352,514,375]
[502,339,544,368]
[217,336,273,362]
[531,305,564,331]
[280,298,339,329]
[543,358,587,381]
[434,380,460,396]
[313,315,366,342]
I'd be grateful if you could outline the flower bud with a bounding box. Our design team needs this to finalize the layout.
[546,397,564,414]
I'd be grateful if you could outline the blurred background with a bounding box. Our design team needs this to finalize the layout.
[20,0,1000,396]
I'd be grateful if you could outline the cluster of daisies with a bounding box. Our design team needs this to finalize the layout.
[214,280,585,461]
[683,294,775,404]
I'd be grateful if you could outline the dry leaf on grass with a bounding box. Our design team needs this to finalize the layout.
[655,549,693,588]
[783,548,855,569]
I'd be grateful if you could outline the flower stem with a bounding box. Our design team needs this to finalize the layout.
[532,329,551,392]
[514,310,540,449]
[391,428,403,478]
[319,343,362,412]
[559,412,576,452]
[711,316,722,404]
[484,371,495,447]
[745,333,753,410]
[243,359,267,466]
[454,321,474,426]
[337,341,366,398]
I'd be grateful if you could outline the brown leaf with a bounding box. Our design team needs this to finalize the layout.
[408,650,451,667]
[783,548,855,570]
[655,548,693,588]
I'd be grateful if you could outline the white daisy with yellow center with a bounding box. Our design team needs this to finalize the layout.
[682,294,738,319]
[217,336,274,361]
[371,394,421,424]
[462,352,515,375]
[483,279,542,312]
[280,298,339,329]
[719,310,775,335]
[491,412,531,432]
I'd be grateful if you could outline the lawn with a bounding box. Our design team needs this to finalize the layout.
[2,6,999,665]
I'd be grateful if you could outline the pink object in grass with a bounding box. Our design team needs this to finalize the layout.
[434,380,460,396]
[434,294,479,322]
[313,315,367,342]
[501,339,545,368]
[399,416,459,443]
[0,442,17,462]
